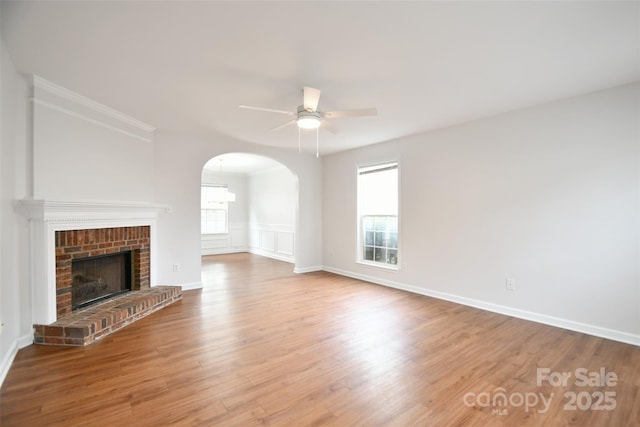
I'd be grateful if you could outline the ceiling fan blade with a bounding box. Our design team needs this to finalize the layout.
[239,105,295,116]
[271,119,297,131]
[303,87,321,112]
[321,120,338,134]
[324,108,377,119]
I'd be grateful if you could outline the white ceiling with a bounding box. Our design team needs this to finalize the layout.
[2,1,639,156]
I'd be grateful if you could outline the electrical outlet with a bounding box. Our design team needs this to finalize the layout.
[172,264,181,272]
[506,278,516,291]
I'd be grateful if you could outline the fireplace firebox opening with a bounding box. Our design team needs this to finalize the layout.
[71,251,133,310]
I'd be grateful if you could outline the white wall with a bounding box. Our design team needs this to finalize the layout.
[1,39,33,385]
[32,77,155,203]
[248,166,297,262]
[323,82,640,345]
[201,170,249,255]
[154,131,322,290]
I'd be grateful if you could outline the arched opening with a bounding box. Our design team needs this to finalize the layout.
[200,153,299,269]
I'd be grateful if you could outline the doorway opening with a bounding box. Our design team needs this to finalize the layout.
[200,153,298,276]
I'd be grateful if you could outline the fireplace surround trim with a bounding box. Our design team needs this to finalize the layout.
[17,199,169,325]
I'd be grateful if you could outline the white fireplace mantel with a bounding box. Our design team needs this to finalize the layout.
[17,199,171,222]
[16,199,170,325]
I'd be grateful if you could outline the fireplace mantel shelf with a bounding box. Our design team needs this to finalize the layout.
[16,199,171,222]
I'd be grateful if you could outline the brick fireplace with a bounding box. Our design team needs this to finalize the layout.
[18,200,181,345]
[55,226,150,317]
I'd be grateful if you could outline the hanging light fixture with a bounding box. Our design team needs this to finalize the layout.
[215,158,236,202]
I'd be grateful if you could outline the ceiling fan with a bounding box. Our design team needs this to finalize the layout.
[239,86,377,156]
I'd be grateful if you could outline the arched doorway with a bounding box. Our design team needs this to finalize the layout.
[200,153,298,265]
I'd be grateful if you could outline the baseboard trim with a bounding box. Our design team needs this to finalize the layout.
[179,281,203,291]
[1,333,33,388]
[201,248,248,256]
[323,266,640,347]
[293,265,324,274]
[248,248,294,264]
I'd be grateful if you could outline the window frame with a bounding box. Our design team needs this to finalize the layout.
[356,160,401,270]
[201,184,230,235]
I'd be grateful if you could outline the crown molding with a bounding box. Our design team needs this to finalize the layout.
[32,75,156,141]
[31,98,153,143]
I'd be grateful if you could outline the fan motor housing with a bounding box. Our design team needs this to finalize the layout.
[296,107,322,129]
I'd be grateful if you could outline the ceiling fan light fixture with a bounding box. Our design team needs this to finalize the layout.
[239,87,377,155]
[297,111,321,129]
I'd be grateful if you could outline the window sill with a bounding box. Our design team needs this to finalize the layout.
[357,260,400,272]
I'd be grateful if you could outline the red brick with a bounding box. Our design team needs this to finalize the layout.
[44,326,64,337]
[73,251,90,259]
[57,274,72,286]
[61,231,69,246]
[89,319,102,333]
[54,225,155,320]
[56,265,71,275]
[93,329,112,340]
[64,326,89,339]
[56,254,72,262]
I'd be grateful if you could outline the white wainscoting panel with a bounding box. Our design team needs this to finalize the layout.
[231,228,247,247]
[248,223,295,263]
[201,222,248,255]
[277,232,294,256]
[202,223,294,262]
[260,231,276,252]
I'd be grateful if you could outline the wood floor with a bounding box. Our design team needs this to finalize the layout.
[1,253,639,426]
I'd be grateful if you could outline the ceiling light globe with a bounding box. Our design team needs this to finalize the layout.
[297,115,321,129]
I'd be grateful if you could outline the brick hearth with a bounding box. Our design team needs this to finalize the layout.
[34,286,182,346]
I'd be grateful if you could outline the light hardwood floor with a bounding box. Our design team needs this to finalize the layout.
[1,253,639,426]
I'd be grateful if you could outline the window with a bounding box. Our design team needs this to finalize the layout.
[358,162,399,267]
[201,185,230,234]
